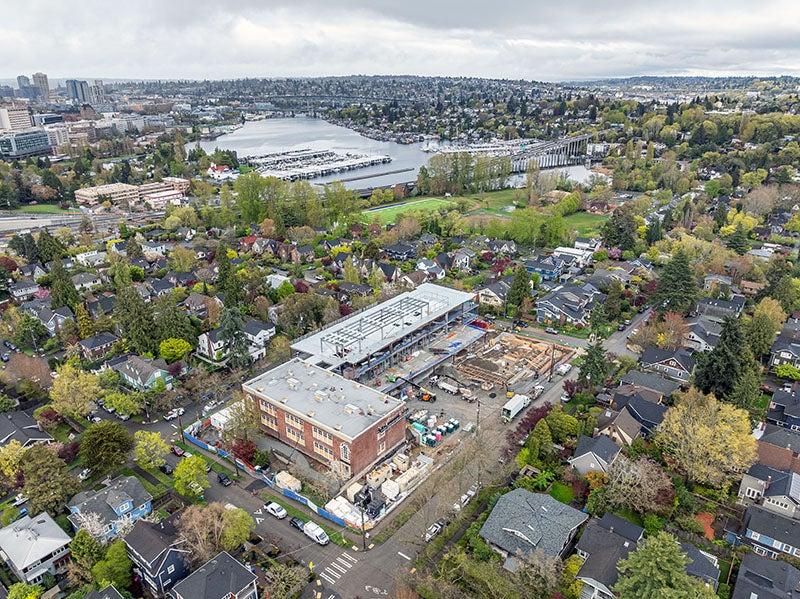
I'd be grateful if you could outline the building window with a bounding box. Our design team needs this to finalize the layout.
[312,426,333,444]
[379,441,386,453]
[260,400,276,416]
[286,426,305,444]
[377,428,385,440]
[750,531,760,541]
[261,414,278,431]
[745,487,760,499]
[313,441,334,461]
[340,442,350,463]
[286,413,303,428]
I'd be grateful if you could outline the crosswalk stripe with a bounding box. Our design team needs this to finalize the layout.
[324,568,341,579]
[340,552,357,563]
[329,562,347,574]
[319,572,336,585]
[335,557,352,568]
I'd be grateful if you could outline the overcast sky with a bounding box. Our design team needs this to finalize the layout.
[4,0,800,82]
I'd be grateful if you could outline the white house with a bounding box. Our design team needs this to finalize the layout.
[0,513,71,584]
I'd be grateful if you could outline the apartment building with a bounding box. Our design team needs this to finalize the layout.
[75,182,140,207]
[0,105,33,131]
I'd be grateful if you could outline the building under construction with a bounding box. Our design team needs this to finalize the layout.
[291,283,481,389]
[455,332,576,393]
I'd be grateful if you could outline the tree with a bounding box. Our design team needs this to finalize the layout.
[580,341,608,387]
[69,528,105,583]
[602,204,638,251]
[115,286,157,355]
[174,455,209,498]
[218,307,251,368]
[514,549,562,599]
[0,439,26,479]
[264,563,307,599]
[507,265,531,310]
[22,444,78,515]
[694,317,756,401]
[277,293,339,338]
[48,259,80,310]
[133,430,170,470]
[50,363,102,419]
[6,583,42,599]
[657,388,756,486]
[614,532,717,599]
[91,540,132,592]
[177,503,254,565]
[726,223,750,255]
[605,457,674,515]
[215,242,242,307]
[268,335,292,363]
[153,298,196,345]
[605,280,623,320]
[36,230,64,263]
[159,337,192,363]
[75,304,94,339]
[653,249,697,314]
[103,391,143,417]
[645,218,662,245]
[79,421,133,475]
[125,237,144,260]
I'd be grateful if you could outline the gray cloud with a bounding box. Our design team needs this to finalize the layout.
[3,0,800,81]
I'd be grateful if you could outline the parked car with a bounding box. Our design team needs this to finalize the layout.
[265,502,287,519]
[1,354,9,363]
[289,517,305,531]
[117,412,130,421]
[171,445,185,457]
[560,393,570,403]
[12,494,28,507]
[425,520,445,542]
[545,327,558,334]
[617,323,627,331]
[217,472,232,486]
[303,521,329,546]
[159,463,174,475]
[90,415,102,423]
[78,468,92,481]
[164,410,178,421]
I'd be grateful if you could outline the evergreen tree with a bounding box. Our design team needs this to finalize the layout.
[35,230,64,262]
[76,304,94,339]
[154,297,197,345]
[601,204,638,250]
[125,237,144,260]
[114,286,157,355]
[49,259,80,310]
[605,280,623,320]
[694,317,756,401]
[653,249,697,314]
[507,265,531,311]
[726,223,750,255]
[219,307,251,368]
[21,232,39,262]
[713,204,728,231]
[645,218,662,245]
[728,354,762,410]
[580,341,608,387]
[216,243,242,307]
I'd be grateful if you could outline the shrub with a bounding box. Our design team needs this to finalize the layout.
[643,514,665,535]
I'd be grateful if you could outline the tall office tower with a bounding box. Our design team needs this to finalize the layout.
[0,106,34,131]
[32,73,50,102]
[16,75,30,89]
[66,79,90,103]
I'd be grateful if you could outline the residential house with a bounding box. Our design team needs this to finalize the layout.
[22,300,73,336]
[640,346,696,382]
[618,370,680,401]
[486,239,517,255]
[574,237,602,252]
[78,331,118,361]
[75,250,107,267]
[703,274,733,292]
[112,355,173,391]
[377,262,402,283]
[68,475,153,542]
[740,280,766,297]
[9,278,40,302]
[552,246,594,269]
[536,283,604,327]
[770,319,800,369]
[400,270,428,289]
[0,513,71,584]
[44,257,75,272]
[757,425,800,475]
[568,435,621,475]
[86,294,116,319]
[524,255,567,282]
[738,464,800,520]
[601,395,667,445]
[383,242,416,261]
[197,318,275,363]
[19,263,46,280]
[85,586,124,599]
[769,388,800,430]
[452,248,475,270]
[476,279,511,309]
[142,241,167,257]
[730,553,800,599]
[148,278,174,298]
[694,296,746,322]
[169,551,257,599]
[479,489,588,571]
[125,514,190,597]
[731,506,800,559]
[0,411,52,447]
[339,282,373,298]
[415,258,445,280]
[576,514,644,599]
[684,316,722,353]
[71,271,102,292]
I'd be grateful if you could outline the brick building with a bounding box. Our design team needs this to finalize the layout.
[243,358,407,480]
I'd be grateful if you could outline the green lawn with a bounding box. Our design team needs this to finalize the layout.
[562,212,609,236]
[4,204,77,214]
[362,197,456,224]
[549,482,575,505]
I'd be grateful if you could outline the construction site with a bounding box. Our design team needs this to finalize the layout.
[454,332,576,394]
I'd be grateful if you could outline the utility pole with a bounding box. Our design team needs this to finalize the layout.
[548,343,555,382]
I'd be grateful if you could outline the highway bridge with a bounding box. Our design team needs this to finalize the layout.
[508,133,592,171]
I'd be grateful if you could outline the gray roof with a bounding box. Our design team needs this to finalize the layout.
[85,586,124,599]
[745,506,800,548]
[573,435,620,464]
[124,513,184,567]
[0,513,71,571]
[619,370,680,396]
[243,358,404,441]
[112,355,169,386]
[760,425,800,451]
[681,542,720,587]
[479,490,587,561]
[78,331,118,350]
[732,553,800,599]
[576,514,643,589]
[615,395,667,432]
[640,346,696,373]
[0,411,52,446]
[170,551,256,599]
[69,475,152,530]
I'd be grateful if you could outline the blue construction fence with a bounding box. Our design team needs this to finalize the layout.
[182,428,347,529]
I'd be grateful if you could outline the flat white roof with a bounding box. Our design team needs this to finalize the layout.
[242,358,404,440]
[290,283,475,370]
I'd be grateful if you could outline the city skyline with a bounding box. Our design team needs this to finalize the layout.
[3,0,800,81]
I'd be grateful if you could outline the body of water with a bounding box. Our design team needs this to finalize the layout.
[195,117,428,190]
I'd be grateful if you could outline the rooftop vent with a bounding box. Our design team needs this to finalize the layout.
[307,411,315,418]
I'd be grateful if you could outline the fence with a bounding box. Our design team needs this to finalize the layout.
[182,427,348,529]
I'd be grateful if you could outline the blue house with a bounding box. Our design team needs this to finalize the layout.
[768,387,800,430]
[125,513,190,596]
[68,476,153,542]
[524,255,567,281]
[727,506,800,559]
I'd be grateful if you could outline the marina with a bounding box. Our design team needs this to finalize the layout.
[244,148,392,181]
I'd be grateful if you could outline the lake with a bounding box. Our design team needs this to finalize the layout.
[195,117,429,189]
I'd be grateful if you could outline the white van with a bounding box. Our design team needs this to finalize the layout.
[303,521,330,545]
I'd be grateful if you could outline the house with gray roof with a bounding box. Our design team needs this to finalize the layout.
[684,316,722,353]
[0,513,71,584]
[738,463,800,521]
[576,514,643,599]
[731,552,800,599]
[169,551,257,599]
[479,489,587,571]
[125,513,189,596]
[694,296,746,322]
[68,475,153,542]
[729,505,800,559]
[85,586,124,599]
[618,370,679,400]
[568,435,621,475]
[0,411,52,448]
[640,346,696,382]
[535,283,605,327]
[112,355,173,391]
[78,331,118,361]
